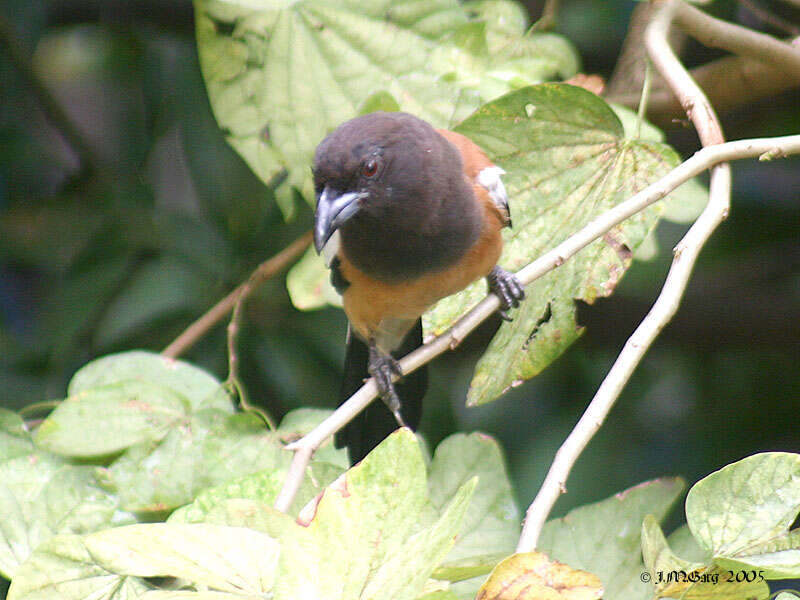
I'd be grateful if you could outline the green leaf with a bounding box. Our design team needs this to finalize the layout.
[67,351,227,411]
[194,0,477,216]
[34,381,190,458]
[538,477,685,600]
[0,408,34,461]
[428,433,519,596]
[422,83,682,405]
[0,454,134,579]
[358,90,402,114]
[98,411,286,512]
[169,459,343,521]
[686,452,800,579]
[667,524,712,564]
[194,0,579,217]
[85,523,280,595]
[641,516,769,600]
[259,429,474,600]
[7,534,150,600]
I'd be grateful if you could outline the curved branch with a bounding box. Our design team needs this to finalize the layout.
[673,1,800,76]
[162,231,312,358]
[273,132,800,515]
[517,0,735,552]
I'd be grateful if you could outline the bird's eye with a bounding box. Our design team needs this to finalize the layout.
[362,159,378,178]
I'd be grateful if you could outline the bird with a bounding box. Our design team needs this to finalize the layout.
[312,111,525,464]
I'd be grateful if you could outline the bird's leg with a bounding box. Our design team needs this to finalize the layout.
[487,266,526,321]
[367,340,407,428]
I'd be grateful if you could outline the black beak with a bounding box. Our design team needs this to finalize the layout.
[313,187,365,253]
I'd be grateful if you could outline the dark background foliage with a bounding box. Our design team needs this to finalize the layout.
[1,0,798,583]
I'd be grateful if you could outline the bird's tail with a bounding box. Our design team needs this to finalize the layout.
[335,320,427,464]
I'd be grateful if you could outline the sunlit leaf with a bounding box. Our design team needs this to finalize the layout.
[423,84,683,404]
[0,455,134,579]
[428,433,519,596]
[538,477,685,600]
[85,523,279,595]
[686,452,800,579]
[641,516,768,600]
[7,534,149,600]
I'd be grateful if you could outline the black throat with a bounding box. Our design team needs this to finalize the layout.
[340,184,482,283]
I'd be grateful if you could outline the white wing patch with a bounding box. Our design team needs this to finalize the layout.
[477,166,511,226]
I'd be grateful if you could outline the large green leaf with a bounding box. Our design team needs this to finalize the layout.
[194,0,578,217]
[169,459,343,521]
[98,411,286,512]
[428,433,519,598]
[18,430,475,599]
[34,381,190,458]
[85,523,280,595]
[67,351,228,411]
[0,454,134,579]
[7,535,150,600]
[685,452,800,579]
[34,351,234,459]
[423,83,683,404]
[641,516,769,600]
[264,429,476,600]
[537,477,685,600]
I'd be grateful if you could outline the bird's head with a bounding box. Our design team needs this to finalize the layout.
[311,112,460,255]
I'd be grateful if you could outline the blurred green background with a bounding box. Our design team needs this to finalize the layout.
[1,0,798,557]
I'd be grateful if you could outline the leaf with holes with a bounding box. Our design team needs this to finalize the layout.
[423,83,684,405]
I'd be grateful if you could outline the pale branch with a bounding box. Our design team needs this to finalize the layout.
[272,132,800,515]
[161,231,312,358]
[517,0,733,551]
[673,0,800,76]
[740,0,800,37]
[606,46,799,127]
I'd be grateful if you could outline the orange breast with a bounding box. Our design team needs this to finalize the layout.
[337,128,507,352]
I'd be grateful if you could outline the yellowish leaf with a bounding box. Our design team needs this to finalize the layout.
[477,552,603,600]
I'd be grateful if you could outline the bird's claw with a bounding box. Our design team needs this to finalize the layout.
[487,266,525,320]
[367,343,407,427]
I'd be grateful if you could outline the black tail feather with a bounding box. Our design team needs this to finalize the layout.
[335,320,427,464]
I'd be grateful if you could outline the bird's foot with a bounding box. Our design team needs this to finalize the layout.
[367,342,407,428]
[487,266,525,321]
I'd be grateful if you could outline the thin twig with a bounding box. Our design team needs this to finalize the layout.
[226,296,245,384]
[0,14,99,175]
[162,231,312,358]
[224,293,277,430]
[272,133,800,514]
[673,1,800,76]
[517,0,733,551]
